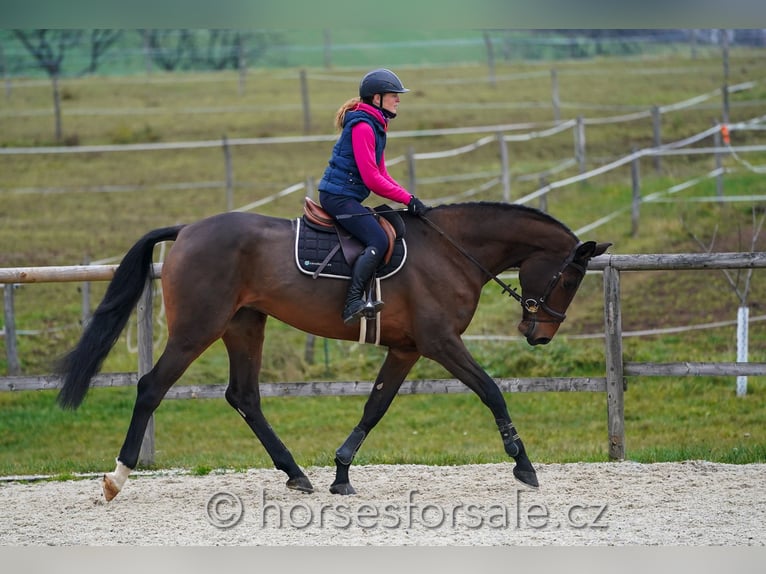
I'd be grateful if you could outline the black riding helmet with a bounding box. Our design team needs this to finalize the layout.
[359,68,409,119]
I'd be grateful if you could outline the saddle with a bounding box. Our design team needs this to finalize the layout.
[295,197,407,280]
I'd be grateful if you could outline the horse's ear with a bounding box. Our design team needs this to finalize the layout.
[593,242,612,257]
[576,241,612,259]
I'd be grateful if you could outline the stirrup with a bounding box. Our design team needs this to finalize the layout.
[343,299,384,324]
[362,299,384,319]
[342,301,366,325]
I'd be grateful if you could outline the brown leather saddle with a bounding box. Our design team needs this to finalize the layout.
[296,197,406,280]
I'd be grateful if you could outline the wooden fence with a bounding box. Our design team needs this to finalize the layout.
[1,80,755,212]
[3,252,766,465]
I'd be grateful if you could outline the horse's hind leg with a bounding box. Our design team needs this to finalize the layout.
[330,347,420,495]
[222,307,313,493]
[103,338,209,501]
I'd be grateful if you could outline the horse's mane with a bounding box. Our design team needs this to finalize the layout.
[430,201,578,240]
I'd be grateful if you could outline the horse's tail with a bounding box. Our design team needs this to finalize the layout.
[55,225,185,410]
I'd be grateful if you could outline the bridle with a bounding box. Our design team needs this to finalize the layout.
[420,215,586,324]
[519,246,587,324]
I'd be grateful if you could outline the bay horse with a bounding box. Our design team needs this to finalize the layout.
[55,202,610,501]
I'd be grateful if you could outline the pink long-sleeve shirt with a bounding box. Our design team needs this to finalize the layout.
[350,103,413,205]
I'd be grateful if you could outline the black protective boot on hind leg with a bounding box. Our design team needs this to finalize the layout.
[342,246,384,324]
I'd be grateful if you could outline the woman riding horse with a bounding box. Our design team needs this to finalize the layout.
[318,68,428,324]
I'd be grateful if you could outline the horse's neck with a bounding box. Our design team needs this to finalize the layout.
[435,206,574,271]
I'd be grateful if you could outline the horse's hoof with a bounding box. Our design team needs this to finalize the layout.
[286,476,314,493]
[102,474,121,502]
[329,483,356,495]
[513,466,540,489]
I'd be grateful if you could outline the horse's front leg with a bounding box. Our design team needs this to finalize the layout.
[330,348,419,495]
[423,336,539,489]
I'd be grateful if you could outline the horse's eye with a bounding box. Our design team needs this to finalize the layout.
[563,278,579,290]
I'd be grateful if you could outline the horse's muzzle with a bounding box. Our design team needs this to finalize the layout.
[518,320,554,346]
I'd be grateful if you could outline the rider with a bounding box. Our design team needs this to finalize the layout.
[319,68,428,325]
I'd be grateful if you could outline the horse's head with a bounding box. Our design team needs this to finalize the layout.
[517,241,611,346]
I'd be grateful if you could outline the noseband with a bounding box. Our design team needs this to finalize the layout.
[519,246,587,324]
[420,215,585,324]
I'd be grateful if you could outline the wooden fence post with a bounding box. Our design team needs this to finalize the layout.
[305,176,315,200]
[631,149,641,237]
[574,115,586,174]
[81,256,92,328]
[538,176,548,213]
[483,31,496,88]
[305,334,315,365]
[721,29,730,120]
[651,105,662,174]
[603,264,625,461]
[137,280,155,466]
[497,132,510,202]
[223,135,234,211]
[407,146,417,194]
[713,122,724,202]
[300,69,311,134]
[237,36,247,96]
[550,68,560,122]
[3,284,21,376]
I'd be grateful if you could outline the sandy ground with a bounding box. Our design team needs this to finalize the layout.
[1,461,764,546]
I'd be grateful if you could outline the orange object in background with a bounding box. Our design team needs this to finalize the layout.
[721,124,731,144]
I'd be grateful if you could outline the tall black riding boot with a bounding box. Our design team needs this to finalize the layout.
[342,246,384,324]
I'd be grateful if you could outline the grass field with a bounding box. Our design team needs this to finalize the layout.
[1,47,766,476]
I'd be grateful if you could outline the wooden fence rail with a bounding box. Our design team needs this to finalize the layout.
[2,252,766,464]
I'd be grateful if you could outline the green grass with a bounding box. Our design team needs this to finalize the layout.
[1,376,763,476]
[2,50,766,476]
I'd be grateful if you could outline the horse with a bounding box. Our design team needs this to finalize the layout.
[55,201,610,501]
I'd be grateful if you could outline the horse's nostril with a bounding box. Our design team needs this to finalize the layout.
[531,337,551,346]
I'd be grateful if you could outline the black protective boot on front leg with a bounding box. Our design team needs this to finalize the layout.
[342,246,384,324]
[497,419,539,489]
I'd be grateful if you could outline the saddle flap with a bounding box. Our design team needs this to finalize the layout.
[374,204,405,239]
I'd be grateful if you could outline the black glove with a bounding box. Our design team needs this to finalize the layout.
[407,196,429,216]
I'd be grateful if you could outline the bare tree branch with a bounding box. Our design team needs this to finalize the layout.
[681,208,765,306]
[12,29,83,143]
[81,29,123,75]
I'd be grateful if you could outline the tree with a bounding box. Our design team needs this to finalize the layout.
[139,29,194,71]
[139,29,275,74]
[82,29,123,75]
[683,207,766,396]
[13,29,82,143]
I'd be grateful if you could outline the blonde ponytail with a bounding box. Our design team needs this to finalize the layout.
[334,97,361,131]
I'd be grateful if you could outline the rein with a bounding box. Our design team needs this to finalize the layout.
[419,215,522,301]
[419,214,583,323]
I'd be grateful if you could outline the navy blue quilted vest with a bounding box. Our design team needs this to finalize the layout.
[318,110,387,201]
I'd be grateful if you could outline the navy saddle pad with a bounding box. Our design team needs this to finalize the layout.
[294,218,407,280]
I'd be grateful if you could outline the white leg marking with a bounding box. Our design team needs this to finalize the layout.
[102,459,131,501]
